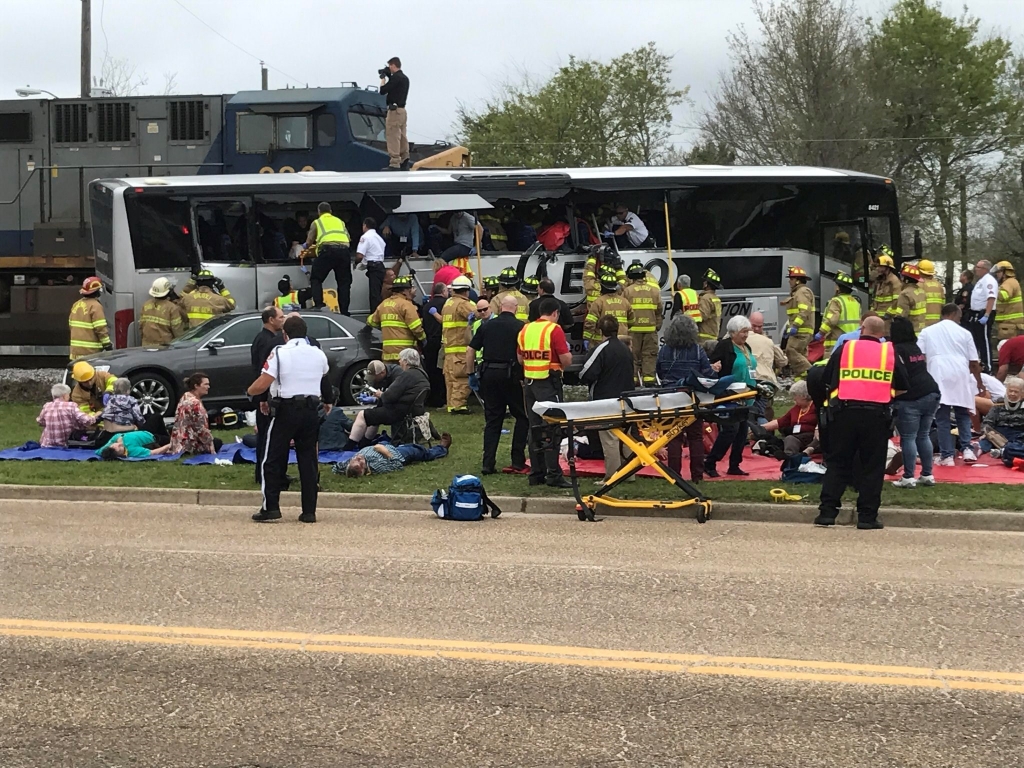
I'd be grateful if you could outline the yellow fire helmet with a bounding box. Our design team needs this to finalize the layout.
[71,361,95,382]
[876,253,895,269]
[994,260,1015,276]
[917,258,935,276]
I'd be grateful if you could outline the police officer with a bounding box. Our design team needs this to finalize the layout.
[490,267,530,321]
[180,269,235,327]
[69,276,112,359]
[584,266,633,346]
[305,201,353,314]
[814,315,909,530]
[518,296,573,488]
[469,294,529,475]
[441,275,475,413]
[248,315,330,524]
[671,274,702,321]
[250,305,287,485]
[623,260,663,385]
[815,272,860,357]
[782,265,815,380]
[698,268,723,345]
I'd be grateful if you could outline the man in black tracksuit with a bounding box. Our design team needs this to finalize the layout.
[469,294,529,475]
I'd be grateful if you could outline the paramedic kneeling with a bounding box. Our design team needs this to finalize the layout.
[248,315,330,524]
[518,296,573,488]
[815,315,909,530]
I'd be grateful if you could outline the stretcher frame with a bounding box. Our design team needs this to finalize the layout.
[535,387,756,523]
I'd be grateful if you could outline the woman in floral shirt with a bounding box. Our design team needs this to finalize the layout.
[169,372,221,455]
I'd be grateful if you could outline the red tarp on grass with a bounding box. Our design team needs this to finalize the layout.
[507,447,1024,484]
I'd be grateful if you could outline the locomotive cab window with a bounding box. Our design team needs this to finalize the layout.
[0,113,32,143]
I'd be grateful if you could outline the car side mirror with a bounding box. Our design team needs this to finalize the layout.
[207,338,225,354]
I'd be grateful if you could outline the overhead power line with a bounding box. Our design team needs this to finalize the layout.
[168,0,306,87]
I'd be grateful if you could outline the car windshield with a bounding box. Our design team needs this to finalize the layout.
[169,314,236,347]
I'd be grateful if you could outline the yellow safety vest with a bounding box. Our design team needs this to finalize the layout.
[314,213,350,253]
[518,320,560,379]
[675,288,701,321]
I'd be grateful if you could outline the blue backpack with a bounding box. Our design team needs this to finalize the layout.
[431,475,502,521]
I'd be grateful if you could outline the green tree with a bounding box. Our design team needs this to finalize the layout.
[865,0,1024,292]
[457,44,686,167]
[699,0,881,170]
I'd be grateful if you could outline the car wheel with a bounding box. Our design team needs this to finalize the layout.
[340,362,370,406]
[129,371,175,417]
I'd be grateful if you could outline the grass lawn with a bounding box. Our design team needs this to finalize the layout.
[0,402,1020,511]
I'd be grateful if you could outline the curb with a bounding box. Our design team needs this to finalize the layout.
[0,484,1021,532]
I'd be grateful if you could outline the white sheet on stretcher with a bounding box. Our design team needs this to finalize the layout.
[533,384,751,420]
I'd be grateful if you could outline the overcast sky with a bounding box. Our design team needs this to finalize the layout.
[3,0,1021,149]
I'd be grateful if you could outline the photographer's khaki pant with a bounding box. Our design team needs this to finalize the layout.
[386,108,409,168]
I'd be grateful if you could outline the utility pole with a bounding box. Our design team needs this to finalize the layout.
[81,0,91,98]
[959,172,968,275]
[261,62,268,91]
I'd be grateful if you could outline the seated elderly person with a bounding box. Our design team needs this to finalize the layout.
[344,348,430,451]
[96,430,174,460]
[757,380,818,457]
[980,376,1024,457]
[70,361,118,415]
[37,383,100,447]
[99,378,147,434]
[334,433,451,477]
[363,360,401,400]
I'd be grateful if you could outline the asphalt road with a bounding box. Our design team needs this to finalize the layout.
[1,499,1022,767]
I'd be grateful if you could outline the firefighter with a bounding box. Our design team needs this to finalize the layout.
[180,270,235,327]
[582,244,625,306]
[916,259,945,328]
[367,275,426,362]
[138,277,186,347]
[781,266,815,380]
[892,263,927,333]
[814,315,909,530]
[671,274,702,321]
[698,268,723,344]
[993,260,1024,340]
[584,266,634,345]
[481,275,501,303]
[521,275,541,300]
[623,260,663,385]
[489,267,530,321]
[70,361,118,414]
[440,275,475,413]
[870,246,902,333]
[68,276,112,359]
[814,272,860,356]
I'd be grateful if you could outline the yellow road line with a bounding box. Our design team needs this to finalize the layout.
[1,618,1022,694]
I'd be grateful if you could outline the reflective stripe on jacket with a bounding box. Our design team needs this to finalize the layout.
[314,213,351,252]
[623,280,662,333]
[69,297,111,359]
[367,295,425,361]
[518,320,560,379]
[441,294,474,354]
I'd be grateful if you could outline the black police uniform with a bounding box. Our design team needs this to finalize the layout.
[528,295,575,333]
[256,339,329,522]
[816,336,909,527]
[250,326,284,485]
[469,310,529,473]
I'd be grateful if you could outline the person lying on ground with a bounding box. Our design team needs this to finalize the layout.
[170,372,222,455]
[980,376,1024,457]
[335,433,452,477]
[99,378,147,434]
[757,380,818,457]
[38,383,99,448]
[96,430,174,460]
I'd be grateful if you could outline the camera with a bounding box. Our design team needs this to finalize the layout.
[378,66,390,79]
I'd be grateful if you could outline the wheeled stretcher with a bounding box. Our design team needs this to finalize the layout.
[531,382,758,523]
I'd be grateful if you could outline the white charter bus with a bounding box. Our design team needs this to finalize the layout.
[89,166,902,351]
